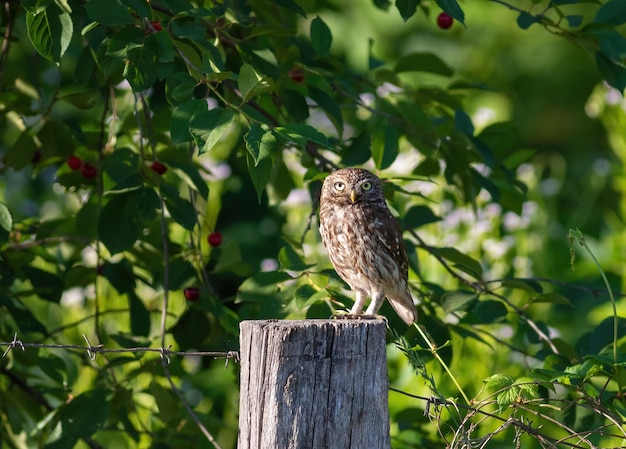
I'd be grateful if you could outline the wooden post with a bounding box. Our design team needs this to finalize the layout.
[237,319,391,449]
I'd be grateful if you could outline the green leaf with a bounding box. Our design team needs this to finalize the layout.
[25,267,64,303]
[247,151,273,202]
[342,131,372,166]
[189,107,237,155]
[435,0,465,24]
[531,292,572,306]
[517,11,539,29]
[58,389,110,441]
[124,45,157,91]
[500,278,543,293]
[430,247,483,280]
[371,119,398,170]
[310,16,332,57]
[278,241,314,271]
[166,259,197,291]
[274,0,307,17]
[496,386,518,411]
[470,299,508,324]
[238,63,273,102]
[396,0,421,22]
[147,31,175,63]
[170,99,207,143]
[171,161,210,200]
[244,124,276,166]
[85,0,134,26]
[236,271,293,303]
[161,184,197,230]
[0,295,47,335]
[26,3,73,62]
[150,381,181,425]
[124,0,151,17]
[442,290,478,314]
[403,205,441,229]
[101,260,136,294]
[395,52,454,76]
[275,123,333,149]
[103,148,139,183]
[309,86,344,136]
[565,15,583,27]
[596,51,626,92]
[128,291,150,337]
[454,109,474,136]
[0,202,12,235]
[484,373,514,390]
[594,0,626,26]
[514,376,538,399]
[171,309,212,349]
[98,192,143,254]
[57,85,99,109]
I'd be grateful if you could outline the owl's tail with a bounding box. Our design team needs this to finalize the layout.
[387,294,417,326]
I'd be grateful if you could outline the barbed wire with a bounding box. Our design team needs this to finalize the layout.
[0,332,240,367]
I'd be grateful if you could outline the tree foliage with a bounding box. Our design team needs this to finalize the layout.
[0,0,625,448]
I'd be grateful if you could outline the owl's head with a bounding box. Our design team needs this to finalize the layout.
[320,168,386,207]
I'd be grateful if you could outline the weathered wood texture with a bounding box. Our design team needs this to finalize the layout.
[238,319,391,449]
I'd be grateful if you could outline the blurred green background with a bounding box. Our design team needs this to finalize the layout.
[1,0,624,448]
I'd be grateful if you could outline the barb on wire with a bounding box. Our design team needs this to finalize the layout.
[82,334,102,360]
[2,332,24,358]
[160,345,172,364]
[0,332,239,362]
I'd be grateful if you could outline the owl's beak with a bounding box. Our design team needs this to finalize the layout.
[350,189,358,203]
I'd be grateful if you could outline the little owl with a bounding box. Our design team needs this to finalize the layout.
[319,168,417,325]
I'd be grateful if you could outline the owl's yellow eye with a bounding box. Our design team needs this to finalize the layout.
[361,181,373,191]
[334,182,345,191]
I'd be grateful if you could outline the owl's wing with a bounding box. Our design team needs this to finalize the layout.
[374,216,409,278]
[374,213,417,325]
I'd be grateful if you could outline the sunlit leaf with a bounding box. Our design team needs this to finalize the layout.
[531,292,572,306]
[430,247,483,280]
[238,63,273,102]
[442,290,478,314]
[275,123,333,149]
[189,107,237,155]
[26,4,73,62]
[0,202,12,234]
[501,278,543,293]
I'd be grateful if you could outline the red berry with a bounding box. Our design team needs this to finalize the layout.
[150,21,162,32]
[96,264,105,276]
[31,150,42,164]
[184,287,200,302]
[67,155,83,171]
[437,12,454,29]
[208,232,222,247]
[288,68,305,83]
[150,161,168,175]
[81,163,97,179]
